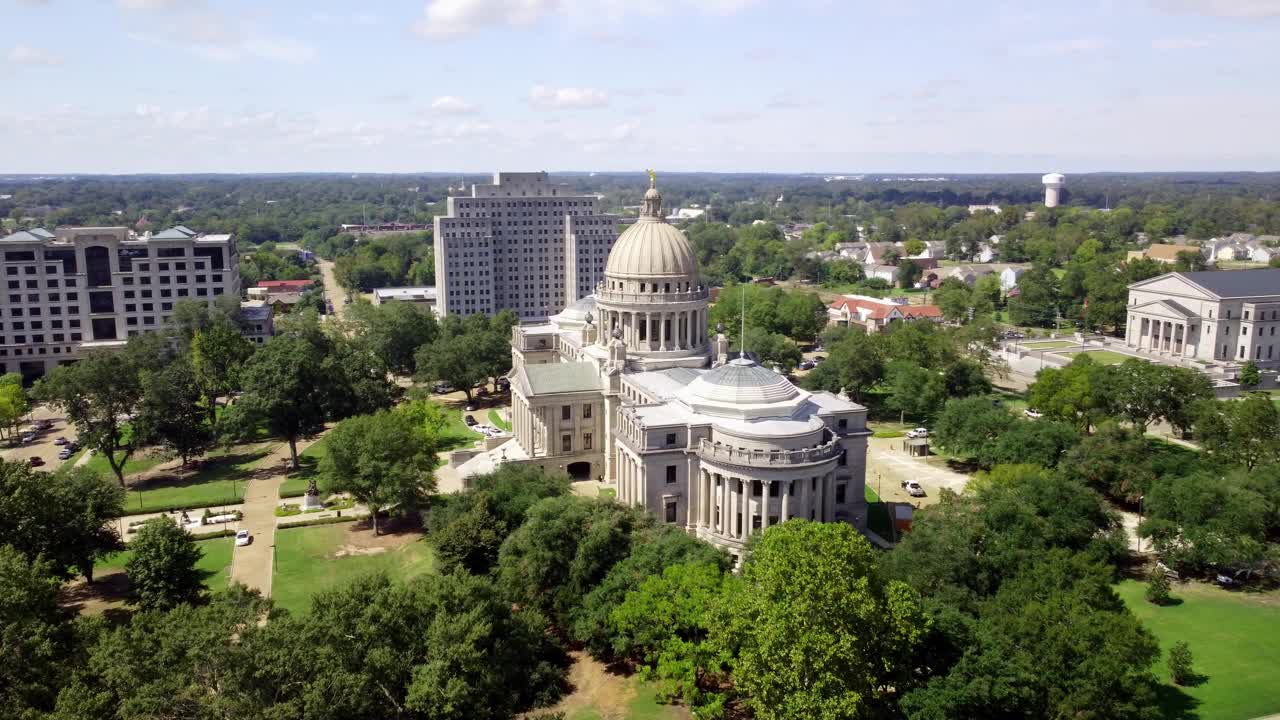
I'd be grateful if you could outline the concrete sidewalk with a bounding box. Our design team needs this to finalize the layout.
[229,437,321,597]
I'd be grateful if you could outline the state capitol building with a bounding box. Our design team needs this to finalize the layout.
[454,174,871,564]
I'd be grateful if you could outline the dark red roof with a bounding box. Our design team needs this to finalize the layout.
[255,279,314,289]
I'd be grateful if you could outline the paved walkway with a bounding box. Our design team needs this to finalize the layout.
[229,437,321,597]
[316,258,347,322]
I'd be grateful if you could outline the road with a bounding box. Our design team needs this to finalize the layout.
[315,257,348,322]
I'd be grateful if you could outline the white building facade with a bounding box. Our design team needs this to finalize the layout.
[0,225,239,381]
[456,177,870,565]
[433,172,618,321]
[1125,269,1280,369]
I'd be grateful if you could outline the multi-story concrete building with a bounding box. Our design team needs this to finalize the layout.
[0,225,239,381]
[1125,269,1280,369]
[433,172,618,320]
[450,177,869,566]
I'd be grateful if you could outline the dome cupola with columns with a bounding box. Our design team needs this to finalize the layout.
[595,170,710,369]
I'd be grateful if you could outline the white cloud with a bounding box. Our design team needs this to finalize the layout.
[413,0,756,40]
[431,95,479,114]
[766,93,817,110]
[1018,36,1107,56]
[7,44,62,66]
[1151,0,1280,18]
[123,10,317,64]
[1152,35,1214,49]
[528,85,609,109]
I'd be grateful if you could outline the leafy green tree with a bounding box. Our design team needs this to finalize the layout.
[900,552,1161,720]
[897,259,923,288]
[226,333,328,469]
[931,396,1015,460]
[976,418,1079,470]
[610,562,729,707]
[1239,360,1260,387]
[138,358,213,466]
[1168,642,1195,686]
[190,318,255,435]
[1059,423,1161,503]
[0,546,74,717]
[416,332,488,401]
[1027,354,1111,433]
[498,496,647,624]
[739,327,802,370]
[1193,393,1280,470]
[712,521,927,720]
[346,300,439,375]
[1007,266,1060,327]
[777,291,827,341]
[170,296,245,345]
[1145,566,1171,605]
[33,350,147,486]
[803,329,884,401]
[324,410,437,535]
[884,360,945,423]
[1106,359,1165,434]
[1173,250,1207,272]
[572,524,730,658]
[0,372,30,441]
[126,518,205,610]
[1141,468,1275,576]
[0,461,125,582]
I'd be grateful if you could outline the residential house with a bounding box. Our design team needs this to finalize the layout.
[1000,267,1026,291]
[827,295,944,333]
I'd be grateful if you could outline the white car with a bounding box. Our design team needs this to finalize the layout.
[905,481,926,497]
[1024,408,1043,419]
[235,530,251,547]
[906,428,929,439]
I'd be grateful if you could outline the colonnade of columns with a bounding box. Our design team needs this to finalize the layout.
[692,468,837,542]
[1130,316,1188,355]
[512,394,547,455]
[617,449,646,506]
[601,307,707,352]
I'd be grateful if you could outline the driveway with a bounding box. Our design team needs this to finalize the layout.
[0,404,80,471]
[316,257,348,322]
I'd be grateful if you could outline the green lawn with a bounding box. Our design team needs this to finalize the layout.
[437,402,480,449]
[1070,349,1140,365]
[121,445,276,513]
[95,535,235,590]
[271,523,437,615]
[85,448,169,480]
[564,676,687,720]
[1118,579,1280,720]
[487,408,512,431]
[598,487,617,499]
[865,485,894,541]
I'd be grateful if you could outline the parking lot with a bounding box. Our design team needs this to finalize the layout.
[0,404,82,471]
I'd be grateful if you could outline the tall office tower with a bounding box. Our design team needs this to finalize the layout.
[433,172,618,320]
[0,225,239,382]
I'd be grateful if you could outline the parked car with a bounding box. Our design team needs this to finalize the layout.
[235,530,252,546]
[67,441,81,452]
[465,403,478,412]
[904,480,926,497]
[906,427,929,439]
[812,355,826,363]
[58,448,73,460]
[28,457,45,467]
[34,420,52,431]
[54,436,68,445]
[798,360,816,370]
[464,414,478,426]
[433,382,455,394]
[20,433,35,445]
[1024,408,1043,419]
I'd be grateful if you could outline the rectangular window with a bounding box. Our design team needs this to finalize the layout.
[583,404,592,419]
[665,465,677,484]
[837,418,848,431]
[561,434,572,452]
[561,405,571,420]
[665,432,677,447]
[583,433,592,450]
[836,484,847,504]
[665,501,677,523]
[769,482,780,497]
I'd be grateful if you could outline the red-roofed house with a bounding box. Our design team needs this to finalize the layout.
[248,279,315,299]
[827,294,944,334]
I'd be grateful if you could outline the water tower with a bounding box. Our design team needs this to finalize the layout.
[1042,172,1065,208]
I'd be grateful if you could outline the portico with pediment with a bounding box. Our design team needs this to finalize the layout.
[1126,299,1199,358]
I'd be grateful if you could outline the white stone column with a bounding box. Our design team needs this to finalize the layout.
[781,480,790,522]
[718,474,727,533]
[762,481,771,531]
[741,479,751,539]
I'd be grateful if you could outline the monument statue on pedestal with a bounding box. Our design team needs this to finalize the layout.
[301,477,324,511]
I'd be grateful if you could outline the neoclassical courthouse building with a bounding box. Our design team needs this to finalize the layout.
[455,177,870,563]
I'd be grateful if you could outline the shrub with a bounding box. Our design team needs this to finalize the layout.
[1145,568,1171,605]
[1168,641,1195,685]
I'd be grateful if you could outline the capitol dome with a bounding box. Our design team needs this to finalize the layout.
[679,358,807,419]
[604,178,699,283]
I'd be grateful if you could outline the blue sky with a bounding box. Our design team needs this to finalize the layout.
[2,0,1279,173]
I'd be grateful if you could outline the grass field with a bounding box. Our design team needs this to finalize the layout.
[85,448,169,480]
[96,535,235,590]
[1068,349,1140,365]
[121,445,275,513]
[1117,579,1280,720]
[865,485,894,541]
[487,408,512,431]
[271,523,437,615]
